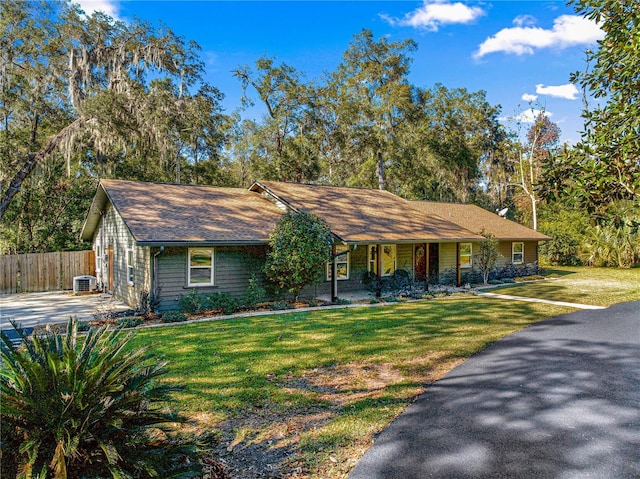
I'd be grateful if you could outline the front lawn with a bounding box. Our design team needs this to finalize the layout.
[130,297,572,478]
[492,266,640,306]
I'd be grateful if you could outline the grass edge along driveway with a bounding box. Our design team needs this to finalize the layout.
[490,266,640,307]
[131,296,574,479]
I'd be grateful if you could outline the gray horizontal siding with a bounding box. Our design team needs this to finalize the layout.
[156,245,267,311]
[92,203,150,308]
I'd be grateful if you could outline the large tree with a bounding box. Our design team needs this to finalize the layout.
[233,57,320,183]
[544,0,639,215]
[327,29,417,190]
[0,0,214,221]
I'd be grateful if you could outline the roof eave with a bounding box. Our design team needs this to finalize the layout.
[136,240,270,247]
[80,182,107,242]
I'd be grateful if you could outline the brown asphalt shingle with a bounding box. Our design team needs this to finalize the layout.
[252,181,484,243]
[96,179,284,244]
[411,201,551,241]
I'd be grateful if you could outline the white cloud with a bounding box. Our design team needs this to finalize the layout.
[521,93,538,102]
[74,0,121,19]
[513,15,537,27]
[474,14,603,58]
[514,108,552,124]
[535,83,579,100]
[384,0,485,31]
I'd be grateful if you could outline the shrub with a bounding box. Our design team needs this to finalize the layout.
[208,292,238,315]
[270,301,295,311]
[264,211,332,300]
[179,290,209,314]
[0,317,201,479]
[115,316,145,328]
[77,320,92,331]
[244,273,267,309]
[161,310,188,323]
[333,297,352,305]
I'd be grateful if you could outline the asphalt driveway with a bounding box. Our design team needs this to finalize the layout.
[0,291,131,330]
[349,301,640,478]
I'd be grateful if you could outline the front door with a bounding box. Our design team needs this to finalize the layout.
[414,244,427,282]
[428,243,439,284]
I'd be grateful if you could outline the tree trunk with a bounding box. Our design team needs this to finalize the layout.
[376,151,385,190]
[0,118,84,221]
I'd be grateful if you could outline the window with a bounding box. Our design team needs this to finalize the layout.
[188,248,214,286]
[512,242,524,264]
[95,244,101,273]
[327,245,350,281]
[126,248,134,285]
[368,245,396,276]
[459,243,472,268]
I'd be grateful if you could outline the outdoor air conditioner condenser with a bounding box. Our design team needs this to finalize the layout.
[73,275,97,294]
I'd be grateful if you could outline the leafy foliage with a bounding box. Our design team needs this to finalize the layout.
[542,0,639,215]
[0,317,201,478]
[264,211,332,299]
[207,292,238,315]
[476,230,500,284]
[244,273,267,308]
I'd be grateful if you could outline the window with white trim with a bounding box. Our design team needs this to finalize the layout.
[327,245,350,281]
[512,242,524,264]
[95,244,101,273]
[459,243,472,269]
[126,248,134,285]
[188,248,214,286]
[368,245,397,276]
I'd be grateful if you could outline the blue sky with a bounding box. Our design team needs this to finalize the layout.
[75,0,604,145]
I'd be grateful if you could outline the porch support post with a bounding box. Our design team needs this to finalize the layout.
[456,242,461,287]
[331,243,338,303]
[425,243,429,291]
[376,244,383,298]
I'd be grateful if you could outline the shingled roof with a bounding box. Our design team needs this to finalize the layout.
[411,201,551,241]
[250,181,483,243]
[81,179,284,245]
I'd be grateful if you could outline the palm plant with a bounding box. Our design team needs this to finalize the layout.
[0,317,201,479]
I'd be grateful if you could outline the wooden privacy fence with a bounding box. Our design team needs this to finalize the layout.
[0,251,95,294]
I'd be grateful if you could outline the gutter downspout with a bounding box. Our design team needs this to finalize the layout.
[153,246,165,313]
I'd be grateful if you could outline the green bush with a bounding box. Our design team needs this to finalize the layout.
[179,290,209,314]
[244,273,267,309]
[77,320,92,331]
[270,301,295,311]
[0,317,201,478]
[208,292,238,315]
[264,211,332,300]
[333,297,352,305]
[161,310,188,323]
[115,316,145,328]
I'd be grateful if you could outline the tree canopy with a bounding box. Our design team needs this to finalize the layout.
[542,0,640,216]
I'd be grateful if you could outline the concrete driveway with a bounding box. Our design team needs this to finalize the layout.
[349,301,640,478]
[0,291,131,330]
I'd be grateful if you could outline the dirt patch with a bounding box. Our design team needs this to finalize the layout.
[196,357,463,479]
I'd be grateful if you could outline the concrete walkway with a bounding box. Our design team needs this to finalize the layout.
[349,301,640,478]
[476,291,606,310]
[0,291,131,330]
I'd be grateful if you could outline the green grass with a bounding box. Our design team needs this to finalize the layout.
[492,266,640,306]
[125,266,638,477]
[130,297,572,478]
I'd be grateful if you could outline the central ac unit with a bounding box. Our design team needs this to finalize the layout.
[73,275,97,294]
